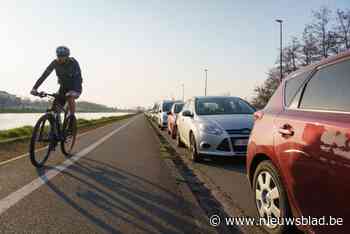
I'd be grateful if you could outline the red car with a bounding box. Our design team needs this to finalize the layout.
[167,102,184,139]
[247,51,350,234]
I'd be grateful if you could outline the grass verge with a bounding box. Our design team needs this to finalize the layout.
[0,114,135,162]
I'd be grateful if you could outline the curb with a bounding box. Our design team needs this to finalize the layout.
[146,116,241,234]
[146,115,265,234]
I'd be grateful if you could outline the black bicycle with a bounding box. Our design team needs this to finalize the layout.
[29,91,77,168]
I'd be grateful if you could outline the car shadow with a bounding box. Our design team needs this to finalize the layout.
[36,157,203,234]
[195,156,247,174]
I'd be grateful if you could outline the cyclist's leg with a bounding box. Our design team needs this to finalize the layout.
[65,90,81,116]
[52,87,66,141]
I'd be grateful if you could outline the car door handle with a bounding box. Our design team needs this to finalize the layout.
[278,126,294,136]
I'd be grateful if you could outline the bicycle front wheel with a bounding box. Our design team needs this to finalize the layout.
[61,114,77,156]
[29,114,55,168]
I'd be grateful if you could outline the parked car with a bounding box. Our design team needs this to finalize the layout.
[176,96,255,162]
[157,100,178,130]
[246,51,350,234]
[167,102,184,139]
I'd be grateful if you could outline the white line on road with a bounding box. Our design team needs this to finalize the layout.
[0,116,138,216]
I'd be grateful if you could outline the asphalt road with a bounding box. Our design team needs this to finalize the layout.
[0,115,209,234]
[158,124,257,219]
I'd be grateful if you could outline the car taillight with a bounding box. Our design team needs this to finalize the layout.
[253,111,264,121]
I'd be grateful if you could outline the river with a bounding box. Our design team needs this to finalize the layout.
[0,112,131,131]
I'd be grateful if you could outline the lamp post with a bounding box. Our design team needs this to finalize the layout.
[204,68,208,96]
[181,83,184,101]
[275,19,283,82]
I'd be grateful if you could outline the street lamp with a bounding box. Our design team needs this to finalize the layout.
[204,68,208,96]
[181,83,184,101]
[275,19,283,82]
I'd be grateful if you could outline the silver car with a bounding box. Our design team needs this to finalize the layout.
[176,96,255,162]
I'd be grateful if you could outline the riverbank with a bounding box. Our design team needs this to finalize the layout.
[0,109,134,113]
[0,114,135,162]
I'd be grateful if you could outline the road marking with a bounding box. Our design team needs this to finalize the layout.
[0,116,138,216]
[0,117,131,167]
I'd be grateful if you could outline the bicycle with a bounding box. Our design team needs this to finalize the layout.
[29,91,77,168]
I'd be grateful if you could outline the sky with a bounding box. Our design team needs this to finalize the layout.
[1,0,349,109]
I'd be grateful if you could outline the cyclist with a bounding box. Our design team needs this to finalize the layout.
[31,46,83,115]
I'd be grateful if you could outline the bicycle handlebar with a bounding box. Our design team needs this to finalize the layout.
[32,91,58,98]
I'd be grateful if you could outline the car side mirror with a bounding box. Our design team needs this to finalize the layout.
[182,110,193,117]
[159,110,162,113]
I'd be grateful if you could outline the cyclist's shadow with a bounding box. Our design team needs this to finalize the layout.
[35,165,125,234]
[35,158,201,234]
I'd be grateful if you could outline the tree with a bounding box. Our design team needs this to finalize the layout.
[310,6,334,58]
[301,25,320,65]
[335,9,350,51]
[251,69,281,109]
[281,37,302,73]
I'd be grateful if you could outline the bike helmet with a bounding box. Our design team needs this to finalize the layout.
[56,46,70,57]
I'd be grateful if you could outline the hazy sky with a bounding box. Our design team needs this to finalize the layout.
[1,0,349,108]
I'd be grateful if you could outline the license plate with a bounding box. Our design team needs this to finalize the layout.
[234,139,249,146]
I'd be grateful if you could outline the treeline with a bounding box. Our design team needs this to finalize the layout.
[251,6,350,109]
[0,90,120,113]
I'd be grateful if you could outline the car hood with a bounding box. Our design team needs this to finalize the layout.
[197,114,254,130]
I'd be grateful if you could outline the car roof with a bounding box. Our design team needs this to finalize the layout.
[285,50,350,82]
[160,100,177,103]
[192,96,242,99]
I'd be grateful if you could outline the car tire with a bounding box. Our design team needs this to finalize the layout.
[177,131,185,147]
[253,160,293,234]
[189,133,202,162]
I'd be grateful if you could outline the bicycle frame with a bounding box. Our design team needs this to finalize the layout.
[49,102,69,141]
[37,92,70,142]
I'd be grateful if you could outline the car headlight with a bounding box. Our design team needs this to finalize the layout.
[199,123,223,135]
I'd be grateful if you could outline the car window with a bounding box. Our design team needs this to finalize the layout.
[174,103,184,113]
[162,102,174,112]
[300,59,350,112]
[195,97,255,115]
[284,70,311,107]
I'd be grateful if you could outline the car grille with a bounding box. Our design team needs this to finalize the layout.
[226,128,251,135]
[230,137,249,153]
[217,139,230,152]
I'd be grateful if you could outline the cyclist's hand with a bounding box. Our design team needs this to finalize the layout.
[30,89,38,96]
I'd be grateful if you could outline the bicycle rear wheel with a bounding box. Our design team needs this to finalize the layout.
[61,114,77,156]
[30,114,55,168]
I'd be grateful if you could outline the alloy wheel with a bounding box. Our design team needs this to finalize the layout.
[255,170,281,229]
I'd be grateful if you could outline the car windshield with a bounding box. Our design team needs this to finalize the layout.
[195,97,255,115]
[174,103,184,113]
[162,102,174,112]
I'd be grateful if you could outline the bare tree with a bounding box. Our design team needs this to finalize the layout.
[283,37,302,72]
[335,9,350,50]
[301,24,321,65]
[311,6,333,58]
[251,69,280,109]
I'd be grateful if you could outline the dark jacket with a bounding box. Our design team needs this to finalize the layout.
[33,57,83,92]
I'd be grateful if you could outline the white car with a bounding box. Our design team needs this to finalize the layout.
[176,96,255,162]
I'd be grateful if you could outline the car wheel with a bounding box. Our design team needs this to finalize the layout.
[189,133,202,162]
[176,131,185,147]
[253,160,293,233]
